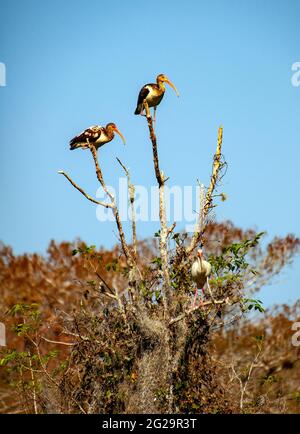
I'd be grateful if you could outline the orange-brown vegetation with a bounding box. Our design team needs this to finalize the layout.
[0,221,299,413]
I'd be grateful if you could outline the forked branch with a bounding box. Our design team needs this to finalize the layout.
[88,145,133,267]
[58,170,113,208]
[59,146,133,269]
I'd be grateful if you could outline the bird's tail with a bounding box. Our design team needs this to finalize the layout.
[69,141,81,150]
[134,103,143,115]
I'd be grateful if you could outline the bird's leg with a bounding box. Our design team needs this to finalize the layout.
[191,287,205,309]
[143,99,151,118]
[192,287,198,308]
[153,107,157,127]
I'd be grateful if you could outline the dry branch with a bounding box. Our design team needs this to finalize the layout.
[58,170,113,208]
[187,126,223,255]
[29,335,87,414]
[116,157,138,259]
[89,145,133,267]
[143,100,176,411]
[40,336,77,346]
[231,343,263,410]
[144,102,164,187]
[144,100,171,313]
[28,351,38,414]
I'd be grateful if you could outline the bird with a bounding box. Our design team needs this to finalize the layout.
[69,123,126,151]
[191,249,213,308]
[134,73,179,120]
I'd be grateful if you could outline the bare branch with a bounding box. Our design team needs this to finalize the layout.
[231,343,263,411]
[61,331,97,342]
[187,126,223,255]
[88,145,133,267]
[28,351,38,414]
[144,100,171,314]
[40,336,77,346]
[94,271,115,294]
[58,170,113,208]
[167,222,176,237]
[144,100,164,187]
[210,313,243,331]
[116,157,137,259]
[31,337,87,414]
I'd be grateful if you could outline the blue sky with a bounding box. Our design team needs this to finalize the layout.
[0,0,299,307]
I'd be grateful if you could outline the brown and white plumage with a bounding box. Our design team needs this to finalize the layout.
[69,123,125,151]
[191,249,212,307]
[134,73,179,116]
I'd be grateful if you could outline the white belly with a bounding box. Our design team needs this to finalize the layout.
[191,260,211,288]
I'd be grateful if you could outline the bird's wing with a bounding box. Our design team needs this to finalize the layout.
[136,85,150,107]
[69,126,102,146]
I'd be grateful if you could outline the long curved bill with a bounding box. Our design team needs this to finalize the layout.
[115,128,126,145]
[166,78,180,97]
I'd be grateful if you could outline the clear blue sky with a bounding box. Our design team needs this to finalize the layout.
[0,0,299,307]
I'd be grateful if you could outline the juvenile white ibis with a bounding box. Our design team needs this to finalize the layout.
[69,123,126,150]
[191,249,213,307]
[134,73,179,120]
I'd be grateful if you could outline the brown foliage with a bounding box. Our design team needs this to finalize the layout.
[0,221,299,414]
[211,302,300,413]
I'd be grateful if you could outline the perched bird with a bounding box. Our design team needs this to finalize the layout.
[69,123,126,151]
[134,73,179,120]
[191,249,213,307]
